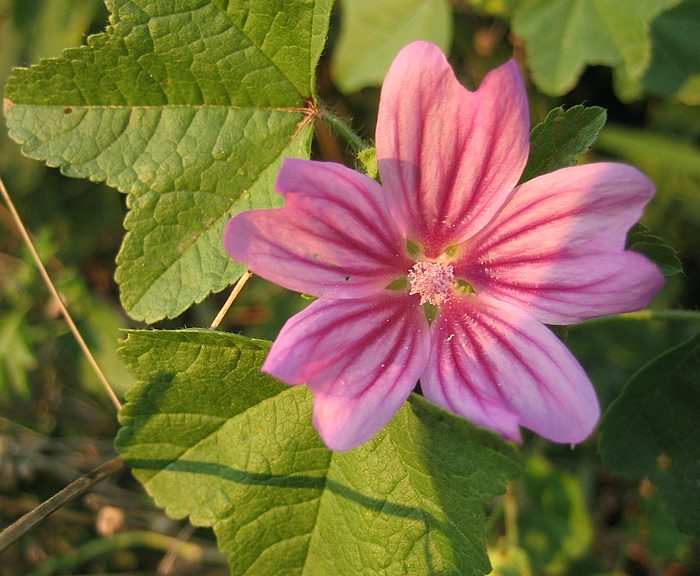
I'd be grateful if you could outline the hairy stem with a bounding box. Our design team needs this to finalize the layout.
[320,107,368,153]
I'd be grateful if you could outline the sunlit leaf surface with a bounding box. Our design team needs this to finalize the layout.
[116,329,520,575]
[4,0,332,322]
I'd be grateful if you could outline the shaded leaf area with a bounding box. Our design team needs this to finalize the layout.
[625,483,692,565]
[512,0,680,96]
[644,0,700,97]
[332,0,451,92]
[627,224,683,277]
[3,0,333,322]
[522,105,606,182]
[599,331,700,536]
[115,329,520,575]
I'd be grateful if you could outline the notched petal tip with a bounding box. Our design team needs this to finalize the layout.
[377,43,530,253]
[480,58,525,95]
[392,40,451,69]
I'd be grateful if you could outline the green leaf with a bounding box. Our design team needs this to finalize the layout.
[522,105,606,182]
[617,0,700,101]
[518,455,592,573]
[116,329,520,575]
[0,311,37,400]
[332,0,452,93]
[599,331,700,535]
[3,0,333,323]
[643,0,700,97]
[626,224,683,277]
[512,0,681,95]
[626,488,691,562]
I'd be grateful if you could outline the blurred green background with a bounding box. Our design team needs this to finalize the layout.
[1,0,699,574]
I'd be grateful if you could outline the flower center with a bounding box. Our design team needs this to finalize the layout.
[408,261,455,306]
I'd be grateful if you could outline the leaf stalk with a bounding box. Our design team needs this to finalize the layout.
[319,106,368,153]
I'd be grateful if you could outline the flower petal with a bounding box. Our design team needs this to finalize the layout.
[376,41,529,257]
[264,293,431,451]
[422,294,599,443]
[225,158,411,298]
[457,163,665,324]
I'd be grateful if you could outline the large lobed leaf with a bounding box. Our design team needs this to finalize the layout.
[512,0,681,95]
[115,329,520,575]
[599,332,700,536]
[3,0,333,322]
[332,0,452,93]
[644,0,700,97]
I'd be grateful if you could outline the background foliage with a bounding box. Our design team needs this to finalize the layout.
[1,0,699,574]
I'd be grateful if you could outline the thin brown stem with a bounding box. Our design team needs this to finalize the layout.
[0,176,122,411]
[0,456,125,553]
[210,270,253,330]
[157,522,196,575]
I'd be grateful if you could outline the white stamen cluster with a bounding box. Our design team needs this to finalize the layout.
[408,261,455,306]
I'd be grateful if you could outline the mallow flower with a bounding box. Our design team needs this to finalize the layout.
[224,41,664,451]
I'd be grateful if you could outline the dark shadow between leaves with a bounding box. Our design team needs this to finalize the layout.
[123,457,440,524]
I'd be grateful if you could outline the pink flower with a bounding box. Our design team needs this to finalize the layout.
[224,42,664,451]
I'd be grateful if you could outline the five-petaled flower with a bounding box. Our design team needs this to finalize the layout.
[225,42,664,451]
